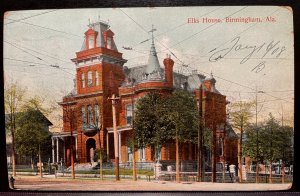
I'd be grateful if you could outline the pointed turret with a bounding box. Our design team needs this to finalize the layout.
[145,25,163,80]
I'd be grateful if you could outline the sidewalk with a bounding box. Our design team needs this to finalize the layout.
[12,175,292,191]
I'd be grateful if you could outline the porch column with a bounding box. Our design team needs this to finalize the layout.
[118,132,122,163]
[106,133,109,162]
[52,137,55,163]
[75,136,78,160]
[63,138,66,163]
[56,138,59,163]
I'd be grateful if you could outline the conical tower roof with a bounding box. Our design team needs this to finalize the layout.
[145,25,163,80]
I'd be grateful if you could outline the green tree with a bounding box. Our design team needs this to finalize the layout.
[162,90,199,183]
[244,114,294,182]
[229,100,254,182]
[4,80,27,176]
[15,107,52,167]
[134,92,169,152]
[134,91,199,183]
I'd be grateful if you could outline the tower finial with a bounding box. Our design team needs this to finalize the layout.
[149,24,156,45]
[88,18,91,25]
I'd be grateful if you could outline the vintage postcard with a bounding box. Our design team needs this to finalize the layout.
[4,6,294,191]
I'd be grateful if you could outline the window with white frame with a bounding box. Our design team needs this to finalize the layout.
[88,105,93,126]
[155,146,161,161]
[125,104,133,125]
[139,148,145,161]
[81,73,85,88]
[127,147,133,162]
[87,71,92,87]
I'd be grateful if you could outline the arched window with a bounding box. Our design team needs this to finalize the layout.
[106,37,112,49]
[81,106,86,127]
[94,104,99,126]
[88,105,93,125]
[95,71,99,86]
[87,71,92,87]
[81,73,85,88]
[88,36,94,49]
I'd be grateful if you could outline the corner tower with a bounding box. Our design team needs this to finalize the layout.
[61,19,127,164]
[72,20,127,96]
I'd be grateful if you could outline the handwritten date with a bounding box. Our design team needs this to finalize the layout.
[209,36,286,64]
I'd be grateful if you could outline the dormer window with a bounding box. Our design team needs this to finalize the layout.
[88,36,94,49]
[84,28,97,50]
[107,37,112,49]
[103,29,115,50]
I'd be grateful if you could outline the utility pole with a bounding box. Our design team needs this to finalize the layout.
[70,108,75,179]
[255,87,264,183]
[212,95,216,182]
[197,85,203,182]
[222,121,227,183]
[131,83,137,181]
[38,144,43,178]
[95,101,103,180]
[109,94,120,181]
[255,86,259,183]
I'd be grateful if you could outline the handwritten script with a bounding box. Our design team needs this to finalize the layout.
[209,36,286,65]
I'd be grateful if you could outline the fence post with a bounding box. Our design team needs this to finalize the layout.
[155,162,162,180]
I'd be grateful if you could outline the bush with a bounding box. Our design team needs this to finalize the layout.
[93,148,108,163]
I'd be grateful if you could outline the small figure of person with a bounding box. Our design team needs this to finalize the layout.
[229,163,236,183]
[60,158,64,172]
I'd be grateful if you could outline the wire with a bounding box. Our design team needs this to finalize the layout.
[130,6,225,49]
[4,57,75,77]
[4,40,45,61]
[4,39,74,66]
[5,10,57,25]
[4,18,82,38]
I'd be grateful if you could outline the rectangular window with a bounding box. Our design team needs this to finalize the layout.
[127,147,133,162]
[81,73,85,88]
[81,106,86,127]
[95,71,99,86]
[88,105,93,126]
[125,104,133,125]
[88,71,92,87]
[155,146,161,161]
[139,148,145,161]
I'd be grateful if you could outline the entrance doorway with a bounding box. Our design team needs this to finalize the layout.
[86,138,96,162]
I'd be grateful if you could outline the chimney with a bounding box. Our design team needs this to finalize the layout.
[203,80,212,92]
[163,54,174,87]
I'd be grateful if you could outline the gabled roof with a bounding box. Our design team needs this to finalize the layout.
[5,109,53,127]
[226,125,238,139]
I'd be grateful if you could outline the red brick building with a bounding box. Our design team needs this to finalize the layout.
[53,20,238,169]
